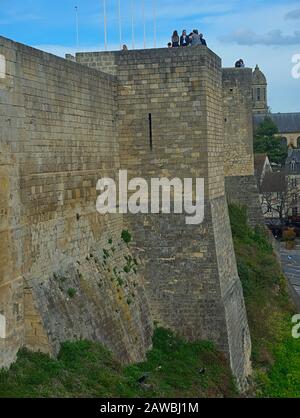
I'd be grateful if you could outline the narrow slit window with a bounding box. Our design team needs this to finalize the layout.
[148,113,153,150]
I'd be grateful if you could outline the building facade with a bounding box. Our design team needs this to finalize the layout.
[252,65,300,147]
[285,149,300,219]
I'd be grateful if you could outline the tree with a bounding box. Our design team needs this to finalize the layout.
[254,117,288,165]
[261,189,289,222]
[260,176,297,223]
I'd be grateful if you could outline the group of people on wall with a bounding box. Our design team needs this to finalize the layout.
[168,29,207,48]
[235,58,245,68]
[122,31,246,69]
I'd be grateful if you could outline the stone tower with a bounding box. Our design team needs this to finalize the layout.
[74,47,252,390]
[252,65,268,114]
[223,67,265,227]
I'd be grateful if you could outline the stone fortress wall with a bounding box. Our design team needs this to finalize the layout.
[0,36,153,370]
[0,36,264,390]
[75,48,252,389]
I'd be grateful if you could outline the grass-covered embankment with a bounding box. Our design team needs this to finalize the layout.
[229,204,300,397]
[0,327,237,398]
[1,205,299,398]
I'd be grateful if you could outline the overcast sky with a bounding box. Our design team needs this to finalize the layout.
[0,0,299,112]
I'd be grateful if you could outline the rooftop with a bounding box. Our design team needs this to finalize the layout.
[253,113,300,134]
[261,171,286,193]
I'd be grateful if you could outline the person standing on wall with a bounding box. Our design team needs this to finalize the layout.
[190,29,201,46]
[200,33,207,46]
[180,30,190,47]
[171,31,180,47]
[235,59,245,68]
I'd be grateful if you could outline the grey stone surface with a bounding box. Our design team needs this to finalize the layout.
[225,176,265,227]
[0,35,153,368]
[0,39,258,391]
[77,47,252,389]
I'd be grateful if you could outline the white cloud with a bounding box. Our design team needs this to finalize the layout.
[221,29,300,46]
[285,9,300,20]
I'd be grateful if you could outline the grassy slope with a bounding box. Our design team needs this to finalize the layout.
[229,204,300,397]
[0,328,237,398]
[1,205,299,398]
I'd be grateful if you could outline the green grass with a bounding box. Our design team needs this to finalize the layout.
[121,230,132,244]
[0,328,237,398]
[2,205,298,398]
[67,288,77,298]
[229,204,300,398]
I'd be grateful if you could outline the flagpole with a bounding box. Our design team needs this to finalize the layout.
[153,0,157,48]
[103,0,107,51]
[118,0,122,50]
[75,6,79,51]
[131,0,135,50]
[142,0,146,49]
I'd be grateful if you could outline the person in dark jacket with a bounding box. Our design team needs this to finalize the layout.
[180,30,189,47]
[235,59,245,68]
[171,31,179,47]
[199,33,207,46]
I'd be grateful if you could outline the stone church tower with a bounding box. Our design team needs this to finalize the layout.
[252,65,268,114]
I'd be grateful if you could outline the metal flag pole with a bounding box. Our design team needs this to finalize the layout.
[142,0,146,49]
[131,0,135,50]
[118,0,122,50]
[103,0,107,51]
[75,6,79,51]
[153,0,157,48]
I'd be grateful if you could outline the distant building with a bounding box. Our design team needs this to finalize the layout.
[254,113,300,148]
[260,171,287,221]
[252,65,268,115]
[252,65,300,148]
[285,149,300,218]
[254,152,300,222]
